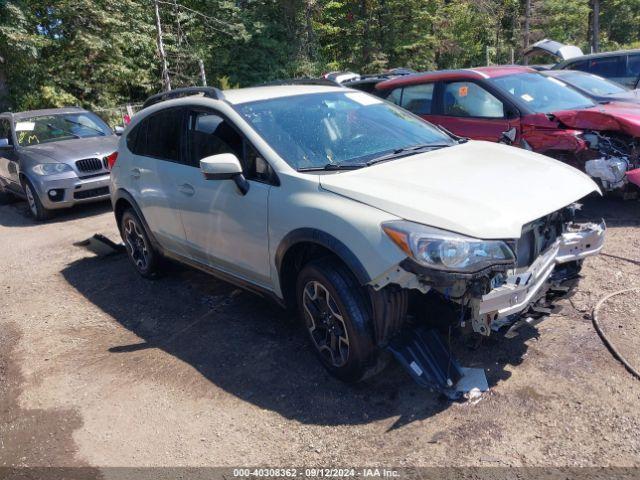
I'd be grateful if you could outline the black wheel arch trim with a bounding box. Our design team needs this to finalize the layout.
[275,228,371,286]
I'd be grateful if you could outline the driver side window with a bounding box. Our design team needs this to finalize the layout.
[0,119,12,145]
[187,110,274,183]
[443,82,505,118]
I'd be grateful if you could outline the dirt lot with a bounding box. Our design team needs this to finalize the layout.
[1,194,639,468]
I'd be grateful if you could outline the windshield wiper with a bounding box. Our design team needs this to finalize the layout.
[64,118,106,135]
[298,163,366,172]
[365,143,450,166]
[47,123,81,139]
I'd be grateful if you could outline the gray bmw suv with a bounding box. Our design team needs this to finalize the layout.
[0,107,118,220]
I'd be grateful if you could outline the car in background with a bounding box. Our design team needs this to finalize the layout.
[542,70,640,105]
[376,66,640,195]
[0,107,118,220]
[554,50,640,90]
[322,71,361,84]
[344,68,416,94]
[111,85,604,395]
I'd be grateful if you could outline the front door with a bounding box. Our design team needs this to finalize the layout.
[175,109,272,288]
[429,80,519,142]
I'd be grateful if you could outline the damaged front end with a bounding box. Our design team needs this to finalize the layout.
[580,131,640,193]
[369,205,605,397]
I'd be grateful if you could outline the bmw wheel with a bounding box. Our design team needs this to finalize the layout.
[296,258,382,382]
[22,178,51,221]
[120,208,161,278]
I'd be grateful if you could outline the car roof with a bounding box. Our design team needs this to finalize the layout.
[558,49,640,65]
[3,106,87,119]
[376,66,538,90]
[222,85,347,105]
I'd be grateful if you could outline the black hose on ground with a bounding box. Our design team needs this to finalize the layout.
[592,288,640,380]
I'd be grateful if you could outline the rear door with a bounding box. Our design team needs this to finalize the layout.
[428,80,519,142]
[126,107,191,255]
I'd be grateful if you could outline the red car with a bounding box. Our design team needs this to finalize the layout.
[375,66,640,194]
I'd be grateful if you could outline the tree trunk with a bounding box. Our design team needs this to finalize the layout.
[591,0,600,53]
[523,0,531,65]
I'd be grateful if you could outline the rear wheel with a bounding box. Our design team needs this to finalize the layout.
[120,209,161,278]
[296,258,382,383]
[22,178,51,221]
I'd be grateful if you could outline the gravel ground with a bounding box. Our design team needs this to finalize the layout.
[0,194,639,468]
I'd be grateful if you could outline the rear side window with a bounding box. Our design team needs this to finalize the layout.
[588,56,624,77]
[443,82,504,118]
[127,108,184,161]
[385,88,403,105]
[400,84,434,115]
[625,55,640,87]
[145,109,184,161]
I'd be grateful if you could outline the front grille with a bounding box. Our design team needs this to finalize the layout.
[73,186,109,200]
[76,158,103,173]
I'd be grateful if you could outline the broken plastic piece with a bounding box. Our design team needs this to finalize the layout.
[73,234,125,256]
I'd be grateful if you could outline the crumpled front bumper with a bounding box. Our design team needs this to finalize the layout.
[475,221,605,333]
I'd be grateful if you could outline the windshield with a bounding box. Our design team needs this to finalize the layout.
[234,91,454,170]
[555,71,629,96]
[15,112,112,147]
[490,73,596,113]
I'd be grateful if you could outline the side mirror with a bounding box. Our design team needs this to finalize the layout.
[0,138,11,148]
[114,125,125,136]
[200,153,249,195]
[501,127,517,144]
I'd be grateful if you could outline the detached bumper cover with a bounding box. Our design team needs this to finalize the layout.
[477,221,605,323]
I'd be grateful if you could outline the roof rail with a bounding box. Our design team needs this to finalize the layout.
[257,78,342,87]
[142,86,224,109]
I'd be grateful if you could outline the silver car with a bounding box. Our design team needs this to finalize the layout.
[0,107,118,220]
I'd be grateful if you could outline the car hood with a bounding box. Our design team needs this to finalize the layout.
[21,135,118,163]
[319,141,599,239]
[551,102,640,137]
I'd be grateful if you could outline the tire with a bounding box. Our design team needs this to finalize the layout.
[120,208,161,278]
[296,258,381,383]
[22,178,51,221]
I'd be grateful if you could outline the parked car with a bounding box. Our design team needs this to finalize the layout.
[375,66,640,194]
[322,71,361,84]
[344,68,416,94]
[542,70,640,105]
[0,107,118,219]
[555,50,640,90]
[111,86,604,395]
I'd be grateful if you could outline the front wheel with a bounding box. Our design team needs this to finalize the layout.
[296,258,382,383]
[22,178,51,221]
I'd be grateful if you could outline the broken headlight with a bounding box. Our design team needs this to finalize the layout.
[382,220,515,273]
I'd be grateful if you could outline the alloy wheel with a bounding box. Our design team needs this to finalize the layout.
[302,280,350,367]
[123,218,149,271]
[24,184,37,217]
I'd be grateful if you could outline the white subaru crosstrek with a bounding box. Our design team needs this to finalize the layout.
[111,85,605,392]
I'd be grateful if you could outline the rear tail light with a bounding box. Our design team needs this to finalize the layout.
[105,151,118,170]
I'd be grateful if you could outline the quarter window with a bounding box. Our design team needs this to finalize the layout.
[400,83,434,115]
[443,82,504,118]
